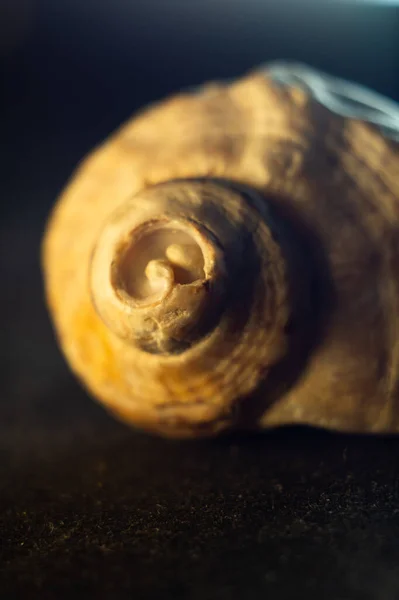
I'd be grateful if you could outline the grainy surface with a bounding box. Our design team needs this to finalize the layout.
[2,1,399,597]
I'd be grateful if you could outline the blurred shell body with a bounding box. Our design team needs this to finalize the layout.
[43,64,399,438]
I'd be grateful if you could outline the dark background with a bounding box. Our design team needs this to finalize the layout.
[1,1,399,597]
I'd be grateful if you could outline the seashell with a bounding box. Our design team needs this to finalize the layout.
[42,63,399,438]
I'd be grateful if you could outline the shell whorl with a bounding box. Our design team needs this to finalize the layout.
[90,182,228,355]
[88,178,308,434]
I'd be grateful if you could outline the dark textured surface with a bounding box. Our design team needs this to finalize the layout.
[1,1,399,598]
[2,368,399,599]
[2,421,399,600]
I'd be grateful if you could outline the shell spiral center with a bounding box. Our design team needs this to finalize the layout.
[115,224,206,307]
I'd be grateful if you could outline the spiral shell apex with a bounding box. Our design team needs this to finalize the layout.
[87,178,309,435]
[43,64,399,437]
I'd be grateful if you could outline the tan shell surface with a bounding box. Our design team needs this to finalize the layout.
[43,68,399,437]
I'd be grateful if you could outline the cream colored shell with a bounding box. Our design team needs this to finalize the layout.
[42,67,399,438]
